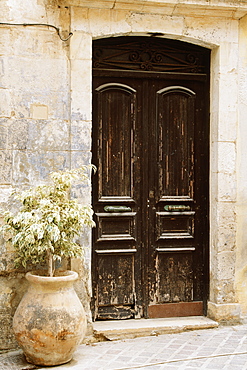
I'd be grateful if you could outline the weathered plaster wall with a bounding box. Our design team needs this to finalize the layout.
[0,0,93,351]
[1,0,247,351]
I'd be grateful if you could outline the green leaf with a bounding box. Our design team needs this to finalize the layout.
[0,165,96,272]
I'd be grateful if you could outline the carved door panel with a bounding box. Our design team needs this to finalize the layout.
[92,37,210,320]
[146,78,209,318]
[92,77,143,319]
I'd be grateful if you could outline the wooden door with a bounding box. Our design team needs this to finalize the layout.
[92,37,210,320]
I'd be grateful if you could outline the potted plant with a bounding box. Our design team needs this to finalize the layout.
[0,166,95,366]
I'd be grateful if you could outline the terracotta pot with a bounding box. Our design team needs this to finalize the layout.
[13,270,87,366]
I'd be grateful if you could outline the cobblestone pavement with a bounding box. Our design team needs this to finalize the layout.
[1,324,247,370]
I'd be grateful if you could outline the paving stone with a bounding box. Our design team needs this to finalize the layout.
[0,351,37,370]
[1,324,247,369]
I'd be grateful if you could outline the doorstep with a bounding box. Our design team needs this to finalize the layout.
[93,316,218,341]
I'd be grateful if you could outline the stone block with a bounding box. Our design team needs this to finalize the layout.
[184,17,238,45]
[218,172,237,202]
[137,4,176,15]
[239,15,247,62]
[26,119,70,151]
[210,112,219,144]
[0,87,11,118]
[4,0,47,23]
[216,251,236,281]
[71,120,92,151]
[207,301,241,323]
[235,265,247,318]
[239,67,247,105]
[70,32,92,61]
[128,13,184,37]
[72,268,92,321]
[5,57,69,94]
[71,150,92,169]
[0,241,16,272]
[218,110,238,142]
[216,202,236,248]
[1,28,62,59]
[8,119,70,151]
[2,88,69,121]
[217,141,236,174]
[31,91,70,120]
[210,141,219,179]
[0,124,8,150]
[71,59,92,121]
[0,274,28,350]
[218,42,238,75]
[70,151,93,200]
[12,150,70,184]
[31,104,48,120]
[0,56,6,84]
[215,280,236,304]
[71,6,91,32]
[0,1,10,18]
[71,60,92,94]
[217,224,236,254]
[88,9,113,36]
[0,311,17,351]
[71,90,92,121]
[0,150,12,185]
[71,180,92,206]
[0,185,13,207]
[210,72,220,117]
[218,73,238,112]
[7,119,28,150]
[108,9,132,35]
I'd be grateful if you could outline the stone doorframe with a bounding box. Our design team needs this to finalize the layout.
[69,9,247,323]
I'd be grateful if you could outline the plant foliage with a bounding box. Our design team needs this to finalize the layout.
[0,166,96,276]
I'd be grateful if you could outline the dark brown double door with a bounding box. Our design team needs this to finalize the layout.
[92,37,209,320]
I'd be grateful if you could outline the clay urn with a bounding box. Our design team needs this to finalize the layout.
[13,270,87,366]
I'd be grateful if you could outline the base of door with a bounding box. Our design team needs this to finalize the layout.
[97,305,135,320]
[148,301,203,318]
[92,316,218,342]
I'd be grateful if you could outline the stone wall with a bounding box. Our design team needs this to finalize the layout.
[1,0,247,351]
[235,14,247,321]
[0,0,93,351]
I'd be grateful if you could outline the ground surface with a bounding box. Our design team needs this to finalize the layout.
[1,323,247,369]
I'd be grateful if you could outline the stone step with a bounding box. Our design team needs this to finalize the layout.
[93,316,218,341]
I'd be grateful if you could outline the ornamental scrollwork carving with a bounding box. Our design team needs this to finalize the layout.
[93,37,208,73]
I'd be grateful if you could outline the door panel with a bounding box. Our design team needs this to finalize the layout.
[156,86,195,198]
[92,37,210,320]
[157,252,193,302]
[96,83,136,200]
[93,79,142,319]
[148,83,197,315]
[96,253,136,319]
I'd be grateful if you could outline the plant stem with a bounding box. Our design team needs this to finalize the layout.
[47,249,53,277]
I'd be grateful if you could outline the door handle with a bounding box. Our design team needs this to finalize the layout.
[104,206,131,212]
[164,205,190,212]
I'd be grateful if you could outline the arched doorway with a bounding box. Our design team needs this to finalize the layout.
[92,36,210,320]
